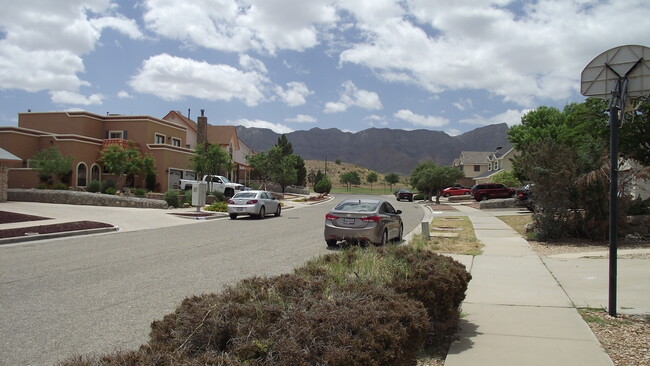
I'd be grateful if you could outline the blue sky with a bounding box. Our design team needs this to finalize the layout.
[1,0,648,135]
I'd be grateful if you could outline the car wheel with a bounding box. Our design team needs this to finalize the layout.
[326,239,338,248]
[480,194,489,201]
[396,223,403,242]
[375,230,388,246]
[444,193,450,197]
[465,191,471,195]
[257,206,265,219]
[229,214,237,220]
[274,204,281,217]
[409,196,414,202]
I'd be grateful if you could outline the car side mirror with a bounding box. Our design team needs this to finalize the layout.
[396,210,402,214]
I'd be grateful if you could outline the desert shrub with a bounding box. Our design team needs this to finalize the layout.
[101,179,116,194]
[104,187,117,195]
[204,201,227,212]
[413,193,426,200]
[212,191,226,202]
[314,178,331,194]
[145,173,156,192]
[87,180,101,193]
[163,190,180,208]
[133,188,146,197]
[60,246,469,366]
[626,196,650,215]
[184,190,192,205]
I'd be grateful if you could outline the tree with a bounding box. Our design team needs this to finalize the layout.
[276,134,293,156]
[340,171,361,191]
[366,172,378,190]
[619,97,650,166]
[410,161,463,204]
[294,155,307,187]
[30,147,73,187]
[267,146,298,193]
[490,170,521,188]
[384,173,400,191]
[100,145,156,189]
[191,144,232,179]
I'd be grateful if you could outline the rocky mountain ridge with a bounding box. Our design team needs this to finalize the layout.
[236,123,512,176]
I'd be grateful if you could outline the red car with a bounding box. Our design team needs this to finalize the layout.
[442,187,471,197]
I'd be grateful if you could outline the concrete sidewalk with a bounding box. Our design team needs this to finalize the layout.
[443,204,614,366]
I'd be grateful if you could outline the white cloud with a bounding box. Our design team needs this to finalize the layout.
[285,114,317,123]
[453,98,473,111]
[460,109,530,127]
[365,114,388,127]
[50,90,104,105]
[0,1,143,94]
[275,82,312,107]
[117,90,132,99]
[142,0,338,54]
[225,118,294,134]
[394,109,449,128]
[339,1,650,107]
[129,54,268,106]
[324,80,382,113]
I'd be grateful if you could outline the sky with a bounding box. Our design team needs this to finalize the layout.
[1,0,649,136]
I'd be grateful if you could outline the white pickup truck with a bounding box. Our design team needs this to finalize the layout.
[179,175,244,197]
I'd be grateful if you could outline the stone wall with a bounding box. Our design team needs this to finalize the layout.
[8,189,169,209]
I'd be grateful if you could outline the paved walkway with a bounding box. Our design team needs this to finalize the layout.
[440,204,614,366]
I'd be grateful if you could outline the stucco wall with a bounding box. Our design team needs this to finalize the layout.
[7,189,169,209]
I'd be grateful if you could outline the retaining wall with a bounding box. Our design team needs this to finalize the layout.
[7,189,169,209]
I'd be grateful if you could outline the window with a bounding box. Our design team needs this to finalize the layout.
[91,164,101,182]
[171,137,181,147]
[474,165,481,172]
[76,162,88,187]
[494,161,499,170]
[488,162,492,171]
[108,130,124,139]
[155,134,166,144]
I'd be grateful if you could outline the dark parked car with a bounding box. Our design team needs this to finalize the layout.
[324,198,403,247]
[470,183,515,201]
[394,188,414,202]
[515,184,534,211]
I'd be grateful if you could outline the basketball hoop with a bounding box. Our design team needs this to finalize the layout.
[581,45,650,317]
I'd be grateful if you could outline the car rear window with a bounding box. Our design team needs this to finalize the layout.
[233,192,257,199]
[334,201,379,212]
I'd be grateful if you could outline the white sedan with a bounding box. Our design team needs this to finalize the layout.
[227,190,281,219]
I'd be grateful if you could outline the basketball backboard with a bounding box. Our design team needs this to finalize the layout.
[581,45,650,98]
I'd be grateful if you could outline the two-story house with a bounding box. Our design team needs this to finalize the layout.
[452,148,518,186]
[0,111,195,191]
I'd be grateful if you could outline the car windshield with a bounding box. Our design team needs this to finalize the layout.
[233,192,257,199]
[220,176,232,183]
[334,201,379,212]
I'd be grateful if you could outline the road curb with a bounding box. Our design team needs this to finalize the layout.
[0,226,119,245]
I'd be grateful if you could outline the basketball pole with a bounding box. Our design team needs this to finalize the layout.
[607,82,620,317]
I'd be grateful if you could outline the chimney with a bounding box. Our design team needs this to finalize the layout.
[197,109,207,146]
[187,109,191,120]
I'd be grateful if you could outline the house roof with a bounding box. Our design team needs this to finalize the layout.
[162,110,198,133]
[207,125,240,150]
[457,151,493,165]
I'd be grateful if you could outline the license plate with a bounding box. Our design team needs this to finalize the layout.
[236,208,243,211]
[343,218,355,225]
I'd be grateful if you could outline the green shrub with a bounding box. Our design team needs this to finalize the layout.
[413,193,426,200]
[314,178,331,194]
[101,179,116,194]
[133,188,146,197]
[204,201,227,212]
[184,190,192,205]
[104,187,117,195]
[213,191,226,202]
[145,173,156,192]
[626,196,650,215]
[87,180,101,193]
[164,190,180,208]
[52,183,68,190]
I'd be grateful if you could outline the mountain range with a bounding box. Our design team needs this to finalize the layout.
[236,123,512,176]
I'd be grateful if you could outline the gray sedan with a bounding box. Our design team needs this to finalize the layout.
[227,190,281,219]
[324,198,403,247]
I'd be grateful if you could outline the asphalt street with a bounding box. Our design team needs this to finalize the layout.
[0,195,424,365]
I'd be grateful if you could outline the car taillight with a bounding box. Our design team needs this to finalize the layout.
[360,215,381,223]
[325,213,339,220]
[517,192,524,199]
[227,200,235,204]
[246,200,258,204]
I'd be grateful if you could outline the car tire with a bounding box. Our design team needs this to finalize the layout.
[274,204,281,217]
[465,191,471,195]
[375,230,388,246]
[396,223,403,242]
[229,214,237,220]
[444,193,450,197]
[326,239,338,248]
[409,196,413,202]
[480,194,489,201]
[257,206,265,219]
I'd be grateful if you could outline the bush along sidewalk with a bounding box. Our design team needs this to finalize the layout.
[60,246,471,366]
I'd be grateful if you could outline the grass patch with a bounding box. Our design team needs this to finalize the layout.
[412,216,483,255]
[497,214,533,237]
